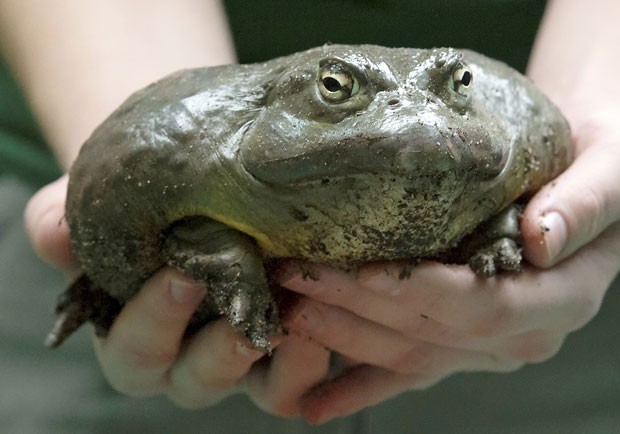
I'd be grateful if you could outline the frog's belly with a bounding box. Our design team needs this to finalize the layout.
[257,174,485,264]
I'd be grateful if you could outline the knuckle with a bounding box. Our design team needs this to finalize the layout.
[114,336,178,371]
[23,177,74,267]
[181,343,257,393]
[387,343,435,375]
[573,292,603,330]
[407,374,446,391]
[493,357,525,373]
[507,331,564,364]
[470,286,521,337]
[292,302,354,349]
[105,377,146,398]
[167,384,224,410]
[573,183,609,242]
[265,400,301,419]
[325,320,358,350]
[167,393,206,410]
[103,366,166,398]
[184,360,228,391]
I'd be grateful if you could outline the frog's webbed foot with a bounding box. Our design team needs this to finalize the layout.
[46,275,121,348]
[164,217,280,353]
[468,237,522,277]
[458,205,523,277]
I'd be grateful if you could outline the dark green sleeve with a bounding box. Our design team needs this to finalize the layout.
[224,0,546,72]
[0,58,62,187]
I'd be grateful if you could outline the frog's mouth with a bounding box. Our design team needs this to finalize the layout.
[243,136,413,185]
[241,126,502,187]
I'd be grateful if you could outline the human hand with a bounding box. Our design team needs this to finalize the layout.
[24,176,330,417]
[279,109,620,424]
[24,108,620,423]
[89,267,331,417]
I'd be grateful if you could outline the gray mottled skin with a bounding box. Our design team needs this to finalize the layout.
[48,45,571,351]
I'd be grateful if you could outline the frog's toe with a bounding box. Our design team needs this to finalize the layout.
[46,275,121,348]
[224,288,280,354]
[45,310,83,348]
[469,238,522,277]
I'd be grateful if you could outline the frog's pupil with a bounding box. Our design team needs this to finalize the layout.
[461,71,472,86]
[323,77,342,92]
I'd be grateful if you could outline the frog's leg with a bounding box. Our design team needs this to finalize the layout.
[458,204,523,277]
[162,216,280,353]
[46,217,280,352]
[45,275,121,348]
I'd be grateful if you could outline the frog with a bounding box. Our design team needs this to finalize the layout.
[46,44,572,352]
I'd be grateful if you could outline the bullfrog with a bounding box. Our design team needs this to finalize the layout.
[46,44,572,352]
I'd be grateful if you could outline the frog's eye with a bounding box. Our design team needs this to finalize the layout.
[450,63,473,96]
[318,61,360,103]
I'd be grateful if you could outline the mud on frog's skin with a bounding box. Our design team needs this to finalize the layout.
[46,44,572,352]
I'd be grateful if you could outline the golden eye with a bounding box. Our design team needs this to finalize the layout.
[318,61,360,102]
[451,63,473,96]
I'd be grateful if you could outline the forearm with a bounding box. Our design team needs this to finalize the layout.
[527,0,620,127]
[0,0,235,169]
[522,0,620,270]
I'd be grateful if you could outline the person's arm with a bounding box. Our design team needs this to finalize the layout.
[4,0,235,269]
[523,0,620,268]
[279,0,620,423]
[0,0,235,168]
[527,0,620,121]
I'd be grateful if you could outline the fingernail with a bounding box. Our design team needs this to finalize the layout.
[235,340,252,356]
[311,412,337,425]
[169,279,205,304]
[540,212,567,261]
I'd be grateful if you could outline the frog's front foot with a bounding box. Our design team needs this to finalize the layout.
[469,237,522,276]
[164,217,280,353]
[458,204,523,277]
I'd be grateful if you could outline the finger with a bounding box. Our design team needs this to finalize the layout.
[168,318,278,409]
[487,221,620,337]
[287,298,521,375]
[301,365,439,425]
[287,281,575,366]
[246,331,330,417]
[281,253,611,344]
[376,262,586,339]
[522,111,620,267]
[279,262,488,343]
[299,330,570,424]
[281,215,620,342]
[499,329,566,364]
[23,175,76,270]
[278,261,394,326]
[417,218,620,335]
[93,267,206,397]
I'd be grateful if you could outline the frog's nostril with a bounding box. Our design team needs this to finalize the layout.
[387,98,400,106]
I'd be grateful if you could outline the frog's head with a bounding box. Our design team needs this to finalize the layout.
[238,45,509,188]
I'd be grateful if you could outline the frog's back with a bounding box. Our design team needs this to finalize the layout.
[66,63,276,299]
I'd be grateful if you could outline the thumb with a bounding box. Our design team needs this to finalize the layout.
[522,112,620,268]
[24,175,76,270]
